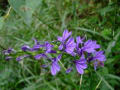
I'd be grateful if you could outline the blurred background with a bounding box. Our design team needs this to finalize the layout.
[0,0,120,90]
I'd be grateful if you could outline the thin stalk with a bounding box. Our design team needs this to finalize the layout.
[95,79,102,90]
[79,75,83,89]
[59,60,66,71]
[4,7,12,19]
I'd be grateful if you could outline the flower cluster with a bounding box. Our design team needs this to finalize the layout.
[3,30,106,75]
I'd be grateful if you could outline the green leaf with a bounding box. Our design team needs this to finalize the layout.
[0,17,4,30]
[9,0,41,25]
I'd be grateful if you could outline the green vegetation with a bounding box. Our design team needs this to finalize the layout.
[0,0,120,90]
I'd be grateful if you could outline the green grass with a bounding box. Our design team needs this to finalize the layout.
[0,0,120,90]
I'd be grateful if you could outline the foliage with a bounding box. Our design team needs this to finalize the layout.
[0,0,120,90]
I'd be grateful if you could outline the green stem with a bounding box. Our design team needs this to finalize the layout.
[79,75,83,89]
[59,60,66,71]
[95,79,102,90]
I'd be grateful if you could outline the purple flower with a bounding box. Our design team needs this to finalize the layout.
[3,48,15,55]
[76,36,83,48]
[5,56,12,60]
[93,51,106,61]
[21,45,30,51]
[16,55,29,61]
[41,64,48,68]
[65,37,76,55]
[34,54,46,60]
[92,51,106,70]
[82,40,100,53]
[31,38,44,51]
[59,37,76,55]
[50,54,62,75]
[74,54,87,74]
[44,41,54,53]
[58,30,76,55]
[66,68,72,73]
[58,29,72,42]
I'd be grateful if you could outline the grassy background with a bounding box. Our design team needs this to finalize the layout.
[0,0,120,90]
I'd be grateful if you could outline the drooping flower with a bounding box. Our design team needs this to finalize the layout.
[93,51,106,61]
[66,68,72,73]
[82,40,100,53]
[3,48,15,55]
[92,51,106,70]
[5,56,12,60]
[31,38,44,51]
[34,53,46,60]
[50,54,62,75]
[74,54,87,74]
[16,55,29,61]
[21,45,30,51]
[44,41,56,53]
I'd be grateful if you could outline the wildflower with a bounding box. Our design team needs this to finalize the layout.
[92,51,106,70]
[65,37,76,55]
[5,56,12,60]
[76,36,83,48]
[58,29,72,43]
[59,37,76,55]
[21,45,30,51]
[16,55,29,61]
[44,41,56,53]
[31,38,44,51]
[93,51,106,61]
[50,54,62,75]
[41,64,48,68]
[66,68,72,73]
[74,54,87,74]
[82,40,100,53]
[3,48,15,55]
[34,53,46,60]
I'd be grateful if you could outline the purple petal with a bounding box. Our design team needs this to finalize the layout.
[76,36,83,44]
[21,45,30,51]
[79,64,87,69]
[51,62,60,75]
[59,44,63,50]
[56,54,62,61]
[76,64,84,74]
[83,40,100,53]
[16,55,29,61]
[94,61,98,70]
[66,68,72,73]
[34,54,46,60]
[94,51,106,61]
[5,56,12,61]
[41,64,48,68]
[49,50,56,53]
[62,29,72,41]
[65,37,76,54]
[45,41,53,53]
[57,36,62,42]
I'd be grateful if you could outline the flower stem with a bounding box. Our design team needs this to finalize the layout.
[59,60,66,71]
[79,74,83,89]
[95,78,102,90]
